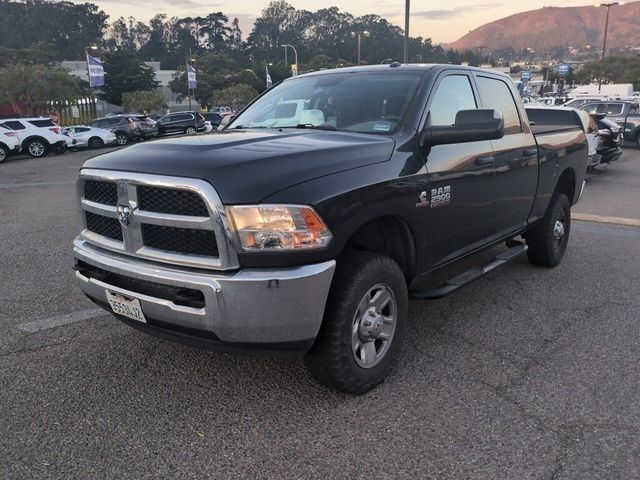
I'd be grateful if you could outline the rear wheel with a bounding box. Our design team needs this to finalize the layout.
[185,126,196,135]
[115,133,128,146]
[88,137,104,149]
[304,251,408,394]
[635,133,640,149]
[525,193,571,267]
[0,144,8,163]
[25,138,48,158]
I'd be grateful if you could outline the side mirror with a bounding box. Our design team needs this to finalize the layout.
[421,109,505,147]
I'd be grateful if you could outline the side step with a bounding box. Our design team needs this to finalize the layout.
[410,243,528,300]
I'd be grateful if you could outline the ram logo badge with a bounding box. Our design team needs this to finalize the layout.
[430,186,451,208]
[416,191,429,208]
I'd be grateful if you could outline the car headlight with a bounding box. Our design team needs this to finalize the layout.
[227,205,332,251]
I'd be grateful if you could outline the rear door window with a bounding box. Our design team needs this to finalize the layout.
[476,76,523,134]
[28,119,56,128]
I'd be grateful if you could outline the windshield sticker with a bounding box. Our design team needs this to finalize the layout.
[373,123,391,132]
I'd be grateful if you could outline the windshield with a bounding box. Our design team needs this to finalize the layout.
[228,71,423,134]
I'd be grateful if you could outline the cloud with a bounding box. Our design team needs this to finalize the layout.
[412,3,504,20]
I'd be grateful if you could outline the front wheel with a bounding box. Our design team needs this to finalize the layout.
[304,252,408,394]
[115,133,128,146]
[185,126,196,135]
[525,193,571,267]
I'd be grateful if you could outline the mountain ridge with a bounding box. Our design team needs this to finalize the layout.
[447,2,640,53]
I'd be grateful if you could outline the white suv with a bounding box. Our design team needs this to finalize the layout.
[0,117,67,158]
[0,124,21,163]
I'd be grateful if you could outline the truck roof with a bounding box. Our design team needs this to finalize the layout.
[294,63,512,80]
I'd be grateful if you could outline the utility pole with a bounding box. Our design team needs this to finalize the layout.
[404,0,410,63]
[596,2,622,92]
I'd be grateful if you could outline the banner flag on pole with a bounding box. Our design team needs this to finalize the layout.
[86,54,105,88]
[187,63,197,90]
[265,66,273,89]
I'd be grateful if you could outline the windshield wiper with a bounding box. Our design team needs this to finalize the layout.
[279,124,338,131]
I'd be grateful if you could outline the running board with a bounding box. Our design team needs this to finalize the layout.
[410,243,528,300]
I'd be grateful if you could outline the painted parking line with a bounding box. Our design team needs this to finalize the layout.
[573,213,640,228]
[17,308,106,333]
[0,181,74,190]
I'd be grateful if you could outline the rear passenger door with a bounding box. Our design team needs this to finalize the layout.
[422,72,497,266]
[475,74,538,237]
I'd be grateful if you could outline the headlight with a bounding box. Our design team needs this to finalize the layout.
[227,205,332,251]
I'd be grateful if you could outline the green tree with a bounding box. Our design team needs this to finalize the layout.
[99,50,158,105]
[0,63,84,116]
[122,90,167,114]
[0,0,107,60]
[576,56,640,89]
[210,84,259,110]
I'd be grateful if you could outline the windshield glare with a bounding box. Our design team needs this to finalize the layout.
[228,71,423,134]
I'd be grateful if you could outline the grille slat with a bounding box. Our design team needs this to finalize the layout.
[84,180,118,206]
[138,186,209,217]
[85,212,122,241]
[142,224,218,257]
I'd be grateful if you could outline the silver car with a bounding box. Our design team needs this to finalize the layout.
[62,126,117,149]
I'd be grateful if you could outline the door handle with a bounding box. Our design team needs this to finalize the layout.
[475,156,494,166]
[523,149,538,157]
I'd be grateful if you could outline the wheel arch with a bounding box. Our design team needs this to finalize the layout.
[554,167,577,205]
[340,215,417,282]
[21,135,50,149]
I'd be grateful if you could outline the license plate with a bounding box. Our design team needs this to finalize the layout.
[105,290,146,323]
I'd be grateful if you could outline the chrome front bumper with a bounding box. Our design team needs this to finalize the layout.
[73,238,335,353]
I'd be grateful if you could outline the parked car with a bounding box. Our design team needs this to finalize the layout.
[526,105,602,169]
[593,115,623,165]
[579,100,640,148]
[0,117,67,158]
[156,111,205,136]
[89,115,142,146]
[130,115,158,139]
[73,65,588,394]
[211,106,232,115]
[563,96,608,109]
[62,126,117,149]
[0,124,21,162]
[201,112,223,129]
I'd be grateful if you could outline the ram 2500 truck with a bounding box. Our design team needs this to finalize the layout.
[73,65,587,394]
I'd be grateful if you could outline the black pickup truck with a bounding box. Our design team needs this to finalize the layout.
[73,65,587,393]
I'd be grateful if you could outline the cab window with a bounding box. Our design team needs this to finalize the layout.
[476,76,522,134]
[428,75,477,126]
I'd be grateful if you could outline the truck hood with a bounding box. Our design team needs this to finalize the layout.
[83,129,395,203]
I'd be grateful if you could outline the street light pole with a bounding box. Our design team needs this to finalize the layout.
[351,31,370,66]
[282,44,298,76]
[404,0,410,63]
[597,1,623,92]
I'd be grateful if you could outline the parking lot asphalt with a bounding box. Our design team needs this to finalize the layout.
[1,146,639,479]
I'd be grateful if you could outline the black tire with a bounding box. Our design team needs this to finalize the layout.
[0,144,8,163]
[185,126,196,135]
[525,193,571,267]
[304,251,408,394]
[115,133,128,146]
[88,137,104,149]
[635,133,640,150]
[25,138,48,158]
[53,143,66,154]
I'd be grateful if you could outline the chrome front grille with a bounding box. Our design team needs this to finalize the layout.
[77,169,239,270]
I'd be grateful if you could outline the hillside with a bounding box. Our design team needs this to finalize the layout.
[447,1,640,53]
